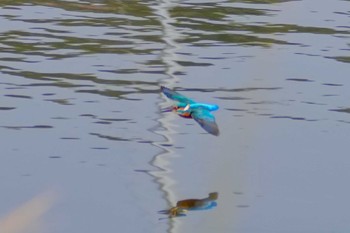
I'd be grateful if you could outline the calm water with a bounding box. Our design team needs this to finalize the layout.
[0,0,350,232]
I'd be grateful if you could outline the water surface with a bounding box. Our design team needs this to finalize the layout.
[0,0,349,232]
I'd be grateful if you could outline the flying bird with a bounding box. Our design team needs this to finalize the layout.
[161,86,219,136]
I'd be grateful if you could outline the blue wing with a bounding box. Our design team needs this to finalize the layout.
[161,86,196,104]
[191,108,219,136]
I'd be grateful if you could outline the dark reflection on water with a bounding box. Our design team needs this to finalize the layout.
[2,125,53,130]
[270,115,316,121]
[89,132,131,141]
[167,2,349,47]
[177,86,282,93]
[60,137,80,140]
[330,108,350,114]
[5,94,32,99]
[0,107,16,110]
[286,78,314,82]
[45,98,74,105]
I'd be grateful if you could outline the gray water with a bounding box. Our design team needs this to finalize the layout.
[0,1,350,232]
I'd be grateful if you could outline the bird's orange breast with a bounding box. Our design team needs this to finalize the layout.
[173,106,192,118]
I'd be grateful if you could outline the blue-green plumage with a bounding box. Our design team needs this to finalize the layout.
[161,86,219,136]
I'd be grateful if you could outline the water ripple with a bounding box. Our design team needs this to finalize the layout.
[2,125,53,130]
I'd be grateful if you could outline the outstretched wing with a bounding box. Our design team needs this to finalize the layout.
[191,108,219,136]
[161,86,196,104]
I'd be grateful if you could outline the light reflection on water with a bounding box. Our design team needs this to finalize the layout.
[0,0,350,232]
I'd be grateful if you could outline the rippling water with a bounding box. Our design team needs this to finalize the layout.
[1,1,349,232]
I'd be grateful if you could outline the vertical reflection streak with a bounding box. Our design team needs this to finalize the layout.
[149,0,183,232]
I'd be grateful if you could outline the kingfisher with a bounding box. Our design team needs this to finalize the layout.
[161,86,219,136]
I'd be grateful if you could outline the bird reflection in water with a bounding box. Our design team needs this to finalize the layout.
[159,192,218,219]
[161,86,220,136]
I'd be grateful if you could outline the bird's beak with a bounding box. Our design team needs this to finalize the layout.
[161,106,174,112]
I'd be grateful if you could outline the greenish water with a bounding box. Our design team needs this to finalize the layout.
[0,1,349,233]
